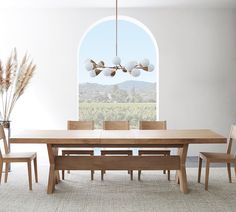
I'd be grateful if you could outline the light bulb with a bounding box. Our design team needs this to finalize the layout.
[126,61,137,72]
[148,64,155,72]
[103,68,112,76]
[90,70,97,77]
[140,59,150,67]
[112,56,121,65]
[85,61,94,71]
[131,69,141,77]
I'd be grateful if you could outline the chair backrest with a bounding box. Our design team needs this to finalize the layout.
[103,121,129,130]
[226,125,236,154]
[67,121,94,130]
[0,125,9,160]
[139,121,167,130]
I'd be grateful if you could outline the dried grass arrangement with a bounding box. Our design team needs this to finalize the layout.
[0,48,36,121]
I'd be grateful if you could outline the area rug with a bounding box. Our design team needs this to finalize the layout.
[0,165,235,212]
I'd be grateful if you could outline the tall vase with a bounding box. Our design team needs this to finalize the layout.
[0,120,11,171]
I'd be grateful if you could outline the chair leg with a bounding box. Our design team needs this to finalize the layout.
[198,157,202,183]
[130,170,133,181]
[138,170,141,181]
[227,163,232,183]
[175,172,179,184]
[62,152,65,180]
[91,170,94,181]
[4,162,9,183]
[163,154,166,174]
[67,154,70,174]
[234,162,236,177]
[0,161,3,184]
[167,170,170,181]
[33,157,38,183]
[205,160,210,191]
[62,169,65,180]
[27,161,32,190]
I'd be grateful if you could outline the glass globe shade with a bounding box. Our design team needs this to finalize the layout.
[85,61,94,71]
[141,59,150,67]
[131,68,141,77]
[148,64,155,72]
[112,56,121,65]
[103,68,112,76]
[126,61,138,72]
[89,70,97,77]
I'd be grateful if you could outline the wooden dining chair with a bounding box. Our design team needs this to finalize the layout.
[0,125,38,190]
[198,125,236,190]
[138,121,171,181]
[61,121,94,180]
[101,121,133,180]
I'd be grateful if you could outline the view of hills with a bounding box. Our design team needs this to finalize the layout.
[79,80,156,103]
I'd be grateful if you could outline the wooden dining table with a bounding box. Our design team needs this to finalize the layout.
[10,129,226,194]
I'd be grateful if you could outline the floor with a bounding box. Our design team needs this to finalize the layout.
[0,164,236,212]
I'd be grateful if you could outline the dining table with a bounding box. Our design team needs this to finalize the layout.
[10,129,226,194]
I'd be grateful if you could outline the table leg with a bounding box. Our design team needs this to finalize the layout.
[47,144,58,194]
[177,144,189,194]
[53,148,60,184]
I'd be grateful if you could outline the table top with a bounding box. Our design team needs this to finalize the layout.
[10,129,226,145]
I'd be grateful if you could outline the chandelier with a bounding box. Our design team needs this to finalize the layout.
[85,0,155,77]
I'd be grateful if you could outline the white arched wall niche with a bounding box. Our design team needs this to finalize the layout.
[78,15,159,126]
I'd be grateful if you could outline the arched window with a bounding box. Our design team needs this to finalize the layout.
[78,16,159,128]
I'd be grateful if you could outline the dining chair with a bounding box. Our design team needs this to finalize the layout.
[61,121,95,180]
[101,121,133,180]
[198,125,236,190]
[0,125,38,190]
[138,121,171,181]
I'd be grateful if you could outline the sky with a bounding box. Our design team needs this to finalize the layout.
[78,19,158,85]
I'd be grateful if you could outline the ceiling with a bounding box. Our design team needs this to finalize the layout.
[0,0,236,8]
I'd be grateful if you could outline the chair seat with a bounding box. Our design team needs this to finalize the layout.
[3,152,36,160]
[62,150,93,155]
[101,150,133,155]
[139,150,171,155]
[199,152,235,162]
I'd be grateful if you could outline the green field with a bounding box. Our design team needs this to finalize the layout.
[79,102,156,129]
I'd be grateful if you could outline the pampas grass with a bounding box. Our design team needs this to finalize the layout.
[0,48,36,121]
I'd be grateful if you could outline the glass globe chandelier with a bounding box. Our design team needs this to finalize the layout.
[85,0,155,77]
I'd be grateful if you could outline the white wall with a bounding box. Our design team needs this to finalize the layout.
[0,8,235,160]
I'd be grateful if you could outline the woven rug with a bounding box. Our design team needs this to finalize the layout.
[0,165,236,212]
